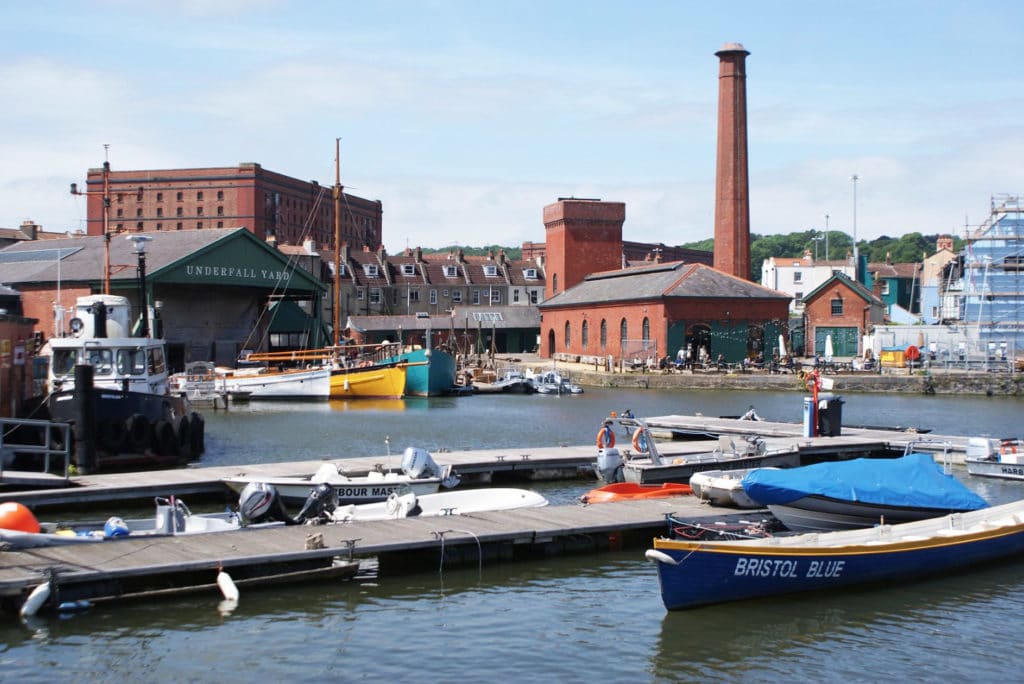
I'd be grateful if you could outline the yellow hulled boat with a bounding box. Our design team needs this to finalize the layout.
[330,363,407,399]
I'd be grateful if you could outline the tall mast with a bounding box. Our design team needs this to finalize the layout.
[333,138,343,346]
[102,158,111,294]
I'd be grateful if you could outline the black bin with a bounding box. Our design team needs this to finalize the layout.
[817,393,844,436]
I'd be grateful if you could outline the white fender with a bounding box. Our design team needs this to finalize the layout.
[20,581,51,618]
[644,549,680,566]
[217,570,240,601]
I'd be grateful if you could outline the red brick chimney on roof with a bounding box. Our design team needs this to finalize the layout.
[713,42,751,281]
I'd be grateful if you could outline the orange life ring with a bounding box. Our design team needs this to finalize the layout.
[597,425,615,448]
[1001,441,1020,455]
[631,427,649,453]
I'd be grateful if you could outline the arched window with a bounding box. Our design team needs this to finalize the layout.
[600,320,607,350]
[620,318,628,344]
[581,320,589,349]
[552,273,558,294]
[642,317,650,341]
[564,321,571,349]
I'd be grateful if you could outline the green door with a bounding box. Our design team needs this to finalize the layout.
[814,327,858,356]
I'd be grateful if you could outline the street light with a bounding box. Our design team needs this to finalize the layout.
[127,234,153,337]
[823,213,830,261]
[850,174,860,269]
[812,232,824,261]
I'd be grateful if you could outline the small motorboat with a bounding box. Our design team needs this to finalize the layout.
[965,436,1024,480]
[580,482,691,504]
[327,485,548,522]
[689,468,776,508]
[223,447,460,506]
[743,450,989,532]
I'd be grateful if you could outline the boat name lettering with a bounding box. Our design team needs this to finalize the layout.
[732,557,846,579]
[805,560,845,578]
[335,487,369,497]
[733,557,800,578]
[185,265,292,282]
[1000,466,1024,476]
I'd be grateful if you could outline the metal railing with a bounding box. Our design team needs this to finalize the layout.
[0,417,73,481]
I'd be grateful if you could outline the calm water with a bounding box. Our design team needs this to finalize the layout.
[3,388,1024,683]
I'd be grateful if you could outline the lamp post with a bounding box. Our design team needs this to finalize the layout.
[823,213,830,261]
[70,157,113,294]
[127,234,153,337]
[850,174,859,267]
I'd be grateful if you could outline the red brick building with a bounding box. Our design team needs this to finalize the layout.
[538,261,790,366]
[802,272,886,358]
[81,163,382,251]
[543,198,625,299]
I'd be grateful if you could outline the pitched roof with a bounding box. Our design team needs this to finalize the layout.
[802,271,884,306]
[348,305,539,333]
[539,261,790,308]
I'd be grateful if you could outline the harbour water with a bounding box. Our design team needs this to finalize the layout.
[3,388,1024,682]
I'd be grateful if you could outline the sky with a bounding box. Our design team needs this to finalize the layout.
[1,1,1023,255]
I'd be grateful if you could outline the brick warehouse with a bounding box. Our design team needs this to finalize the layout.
[80,162,383,251]
[538,260,790,366]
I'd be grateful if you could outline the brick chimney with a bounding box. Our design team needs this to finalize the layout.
[936,235,954,252]
[713,42,751,281]
[19,220,39,240]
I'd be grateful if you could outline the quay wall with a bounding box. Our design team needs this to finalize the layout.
[510,361,1023,396]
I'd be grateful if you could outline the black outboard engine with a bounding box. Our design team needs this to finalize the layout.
[293,483,338,524]
[238,482,297,526]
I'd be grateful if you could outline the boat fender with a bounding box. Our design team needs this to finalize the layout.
[217,567,240,602]
[20,581,51,618]
[644,549,680,566]
[153,419,178,457]
[631,428,649,454]
[597,425,616,449]
[126,414,151,452]
[189,412,205,454]
[174,415,192,454]
[99,418,128,453]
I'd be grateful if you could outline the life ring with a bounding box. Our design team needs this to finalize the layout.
[597,425,616,448]
[126,414,151,452]
[631,427,649,453]
[98,418,127,453]
[1001,440,1020,455]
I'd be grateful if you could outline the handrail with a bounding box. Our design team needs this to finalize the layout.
[0,417,73,480]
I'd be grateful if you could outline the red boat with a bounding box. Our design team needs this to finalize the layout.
[580,482,692,504]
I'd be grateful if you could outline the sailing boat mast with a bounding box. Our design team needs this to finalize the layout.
[69,145,113,294]
[333,138,343,347]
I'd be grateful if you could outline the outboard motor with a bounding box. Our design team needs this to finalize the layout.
[293,483,338,524]
[595,447,624,483]
[238,482,297,525]
[401,447,441,479]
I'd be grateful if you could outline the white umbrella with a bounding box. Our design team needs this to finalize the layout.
[778,334,787,359]
[824,334,834,362]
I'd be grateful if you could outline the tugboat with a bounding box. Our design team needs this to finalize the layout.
[44,293,204,471]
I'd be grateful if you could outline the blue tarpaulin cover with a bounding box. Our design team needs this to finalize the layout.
[742,453,989,510]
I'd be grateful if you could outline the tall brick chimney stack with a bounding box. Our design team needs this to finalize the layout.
[713,42,751,280]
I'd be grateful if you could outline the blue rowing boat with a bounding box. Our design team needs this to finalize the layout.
[646,498,1024,610]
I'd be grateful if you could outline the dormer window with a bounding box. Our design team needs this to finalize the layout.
[484,265,498,277]
[524,268,537,280]
[363,264,379,277]
[402,264,416,276]
[444,265,458,278]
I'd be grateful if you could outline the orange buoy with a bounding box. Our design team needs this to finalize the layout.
[0,502,40,533]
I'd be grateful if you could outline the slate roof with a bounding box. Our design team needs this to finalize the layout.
[0,228,244,285]
[802,271,884,306]
[539,261,790,308]
[348,305,539,333]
